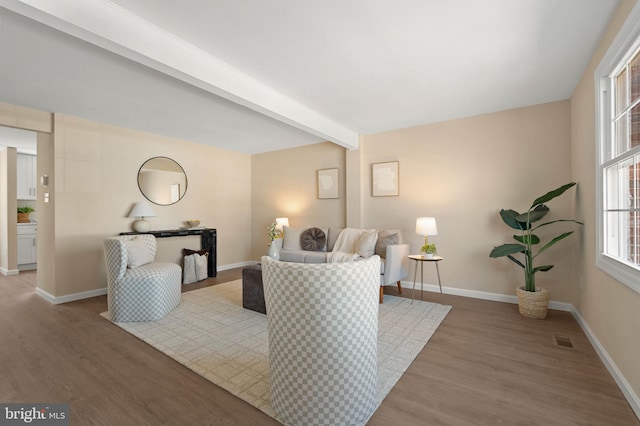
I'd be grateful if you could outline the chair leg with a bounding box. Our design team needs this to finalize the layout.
[379,287,384,304]
[397,281,402,295]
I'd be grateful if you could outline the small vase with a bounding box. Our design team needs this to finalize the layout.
[268,242,280,260]
[422,253,434,259]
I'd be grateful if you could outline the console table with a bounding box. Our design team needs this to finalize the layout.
[120,228,217,277]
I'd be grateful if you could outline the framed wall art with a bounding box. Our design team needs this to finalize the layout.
[317,168,339,199]
[372,161,399,197]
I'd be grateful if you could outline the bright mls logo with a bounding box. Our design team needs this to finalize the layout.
[1,404,68,425]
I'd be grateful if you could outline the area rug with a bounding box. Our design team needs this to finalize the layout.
[101,280,451,421]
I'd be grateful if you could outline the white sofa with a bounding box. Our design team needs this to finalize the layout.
[274,226,410,303]
[262,255,380,426]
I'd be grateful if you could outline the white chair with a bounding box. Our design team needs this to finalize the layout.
[104,235,181,322]
[262,255,380,426]
[379,243,410,303]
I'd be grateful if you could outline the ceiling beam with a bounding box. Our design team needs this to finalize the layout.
[3,0,359,149]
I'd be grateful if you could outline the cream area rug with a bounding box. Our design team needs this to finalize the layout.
[101,280,451,420]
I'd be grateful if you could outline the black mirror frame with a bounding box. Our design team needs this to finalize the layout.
[137,156,188,206]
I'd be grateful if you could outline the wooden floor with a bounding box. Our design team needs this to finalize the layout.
[1,270,638,425]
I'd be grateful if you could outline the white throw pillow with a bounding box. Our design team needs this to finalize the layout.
[183,253,208,284]
[183,254,197,284]
[195,253,208,281]
[282,226,304,250]
[328,227,344,251]
[355,229,378,258]
[125,237,154,268]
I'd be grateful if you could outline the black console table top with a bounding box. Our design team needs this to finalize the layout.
[120,228,217,277]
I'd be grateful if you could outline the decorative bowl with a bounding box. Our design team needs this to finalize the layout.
[186,219,201,228]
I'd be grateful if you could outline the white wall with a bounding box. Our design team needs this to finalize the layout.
[51,114,253,297]
[570,0,640,409]
[251,142,346,260]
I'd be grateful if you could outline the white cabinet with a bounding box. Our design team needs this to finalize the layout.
[17,224,37,268]
[17,153,37,200]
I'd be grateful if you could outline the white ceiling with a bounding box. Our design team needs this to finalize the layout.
[0,0,621,154]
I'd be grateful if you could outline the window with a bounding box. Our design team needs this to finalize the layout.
[596,2,640,293]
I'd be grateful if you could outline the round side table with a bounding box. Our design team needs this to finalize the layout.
[408,254,444,302]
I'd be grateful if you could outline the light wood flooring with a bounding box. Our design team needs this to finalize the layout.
[1,269,638,425]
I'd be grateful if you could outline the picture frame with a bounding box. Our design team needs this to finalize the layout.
[317,168,339,199]
[372,161,399,197]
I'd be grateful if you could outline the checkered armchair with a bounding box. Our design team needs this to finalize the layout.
[104,235,181,322]
[262,255,380,426]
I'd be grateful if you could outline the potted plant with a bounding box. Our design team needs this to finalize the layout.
[420,243,437,259]
[17,206,35,223]
[489,182,583,319]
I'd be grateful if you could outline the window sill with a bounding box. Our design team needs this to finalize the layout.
[597,254,640,295]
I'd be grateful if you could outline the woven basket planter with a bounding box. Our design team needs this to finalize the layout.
[17,212,31,223]
[516,287,550,319]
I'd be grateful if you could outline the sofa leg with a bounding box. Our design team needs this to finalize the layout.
[397,281,402,295]
[379,287,384,304]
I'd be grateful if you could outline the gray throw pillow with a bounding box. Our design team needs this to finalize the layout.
[375,232,399,258]
[300,227,327,251]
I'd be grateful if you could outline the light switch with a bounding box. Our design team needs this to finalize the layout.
[44,193,49,203]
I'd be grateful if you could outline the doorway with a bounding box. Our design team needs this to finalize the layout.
[0,126,38,278]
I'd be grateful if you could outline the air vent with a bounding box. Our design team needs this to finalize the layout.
[554,334,575,349]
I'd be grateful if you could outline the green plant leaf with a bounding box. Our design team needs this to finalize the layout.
[532,265,554,273]
[514,234,540,245]
[535,231,574,257]
[531,182,577,208]
[499,209,525,230]
[516,204,549,224]
[532,219,584,231]
[506,254,525,268]
[490,243,526,258]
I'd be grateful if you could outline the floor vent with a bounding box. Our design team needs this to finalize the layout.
[554,335,575,349]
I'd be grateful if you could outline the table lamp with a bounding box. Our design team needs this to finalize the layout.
[129,202,156,232]
[416,217,438,246]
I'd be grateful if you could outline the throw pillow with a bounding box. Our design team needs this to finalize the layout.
[183,252,209,284]
[183,248,209,256]
[355,229,378,258]
[183,254,197,284]
[328,227,344,251]
[125,237,154,268]
[375,232,399,258]
[195,252,209,281]
[300,227,327,251]
[378,228,404,244]
[282,226,304,250]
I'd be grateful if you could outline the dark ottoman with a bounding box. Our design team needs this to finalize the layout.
[242,263,266,314]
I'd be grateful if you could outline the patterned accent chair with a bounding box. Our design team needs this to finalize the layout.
[104,235,181,322]
[261,256,380,426]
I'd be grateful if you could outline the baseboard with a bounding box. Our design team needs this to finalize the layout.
[35,262,253,304]
[398,280,573,312]
[571,308,640,419]
[36,286,107,305]
[218,260,256,271]
[18,263,36,271]
[399,279,639,420]
[0,267,19,276]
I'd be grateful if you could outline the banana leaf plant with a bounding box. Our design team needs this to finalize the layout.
[489,182,583,292]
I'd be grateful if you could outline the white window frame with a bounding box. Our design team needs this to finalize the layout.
[595,1,640,294]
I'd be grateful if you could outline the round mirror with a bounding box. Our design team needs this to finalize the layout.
[137,157,188,205]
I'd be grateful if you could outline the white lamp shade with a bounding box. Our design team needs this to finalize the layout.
[275,217,290,231]
[128,202,156,219]
[416,217,438,236]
